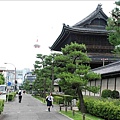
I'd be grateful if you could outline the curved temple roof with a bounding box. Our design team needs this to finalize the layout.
[50,4,109,51]
[73,4,108,28]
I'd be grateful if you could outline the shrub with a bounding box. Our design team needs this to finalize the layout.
[6,92,16,101]
[54,96,64,104]
[82,96,120,120]
[111,90,119,99]
[0,99,4,114]
[101,89,112,98]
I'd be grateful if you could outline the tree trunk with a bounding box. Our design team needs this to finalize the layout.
[43,78,46,98]
[51,63,54,92]
[77,86,86,113]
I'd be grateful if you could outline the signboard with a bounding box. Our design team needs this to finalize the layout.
[7,82,11,86]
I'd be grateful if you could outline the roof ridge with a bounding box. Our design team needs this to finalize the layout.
[92,60,120,71]
[73,4,106,27]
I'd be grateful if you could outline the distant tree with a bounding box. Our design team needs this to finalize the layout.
[33,53,60,96]
[33,54,48,97]
[55,42,101,113]
[22,80,30,91]
[45,53,60,92]
[107,0,120,55]
[0,73,5,85]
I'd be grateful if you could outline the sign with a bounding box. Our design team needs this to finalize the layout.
[7,82,11,86]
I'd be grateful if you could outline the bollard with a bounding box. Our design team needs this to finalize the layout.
[83,113,85,120]
[60,106,61,111]
[59,104,64,111]
[73,110,75,116]
[65,105,67,112]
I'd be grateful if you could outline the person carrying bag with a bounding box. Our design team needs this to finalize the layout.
[46,93,53,112]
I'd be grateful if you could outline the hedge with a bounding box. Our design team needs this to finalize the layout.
[83,97,120,120]
[6,92,16,101]
[0,99,4,114]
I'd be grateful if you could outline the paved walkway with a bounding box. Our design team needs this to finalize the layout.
[0,94,72,120]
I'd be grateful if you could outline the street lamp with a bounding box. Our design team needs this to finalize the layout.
[101,58,108,66]
[4,63,17,91]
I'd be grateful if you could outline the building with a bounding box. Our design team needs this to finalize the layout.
[50,4,120,68]
[24,72,36,84]
[90,61,120,96]
[4,68,30,87]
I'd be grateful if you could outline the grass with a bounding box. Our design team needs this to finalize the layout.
[33,95,104,120]
[60,110,104,120]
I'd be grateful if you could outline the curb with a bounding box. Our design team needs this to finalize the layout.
[0,113,3,120]
[59,111,73,120]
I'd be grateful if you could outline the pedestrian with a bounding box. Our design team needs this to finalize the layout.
[18,90,22,103]
[46,93,53,112]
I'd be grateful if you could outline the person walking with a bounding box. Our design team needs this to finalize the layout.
[18,90,22,103]
[46,93,53,112]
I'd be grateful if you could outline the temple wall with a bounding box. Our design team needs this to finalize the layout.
[108,78,115,91]
[89,81,95,96]
[95,79,101,96]
[83,76,120,97]
[116,77,120,92]
[101,79,107,91]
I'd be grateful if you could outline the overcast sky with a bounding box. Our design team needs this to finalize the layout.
[0,0,116,70]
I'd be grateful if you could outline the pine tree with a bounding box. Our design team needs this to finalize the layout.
[55,42,101,113]
[107,0,120,55]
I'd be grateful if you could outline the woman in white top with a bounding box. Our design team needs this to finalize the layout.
[46,93,53,112]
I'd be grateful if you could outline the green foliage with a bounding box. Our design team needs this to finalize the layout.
[64,89,76,96]
[0,74,5,85]
[33,53,60,97]
[60,110,104,120]
[54,42,101,113]
[106,1,120,55]
[101,89,112,98]
[111,90,119,99]
[83,97,120,120]
[56,42,100,90]
[102,89,120,99]
[86,86,100,93]
[85,72,101,80]
[0,99,4,114]
[53,96,64,104]
[6,92,16,101]
[22,80,31,91]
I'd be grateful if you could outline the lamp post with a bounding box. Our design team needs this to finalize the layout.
[4,63,17,91]
[101,58,108,66]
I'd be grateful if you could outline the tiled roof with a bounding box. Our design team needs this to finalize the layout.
[92,61,120,75]
[50,4,109,51]
[68,26,108,34]
[73,4,108,27]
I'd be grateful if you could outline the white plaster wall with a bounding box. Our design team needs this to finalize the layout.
[85,82,90,95]
[116,77,120,92]
[90,81,95,96]
[108,78,115,90]
[83,76,120,97]
[101,79,107,91]
[95,79,101,96]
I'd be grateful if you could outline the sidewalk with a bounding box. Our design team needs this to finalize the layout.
[0,94,72,120]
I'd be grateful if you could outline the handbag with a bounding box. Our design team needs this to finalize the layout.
[46,97,48,101]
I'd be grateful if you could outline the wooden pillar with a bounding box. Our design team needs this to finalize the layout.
[114,77,116,90]
[83,113,85,120]
[107,78,109,89]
